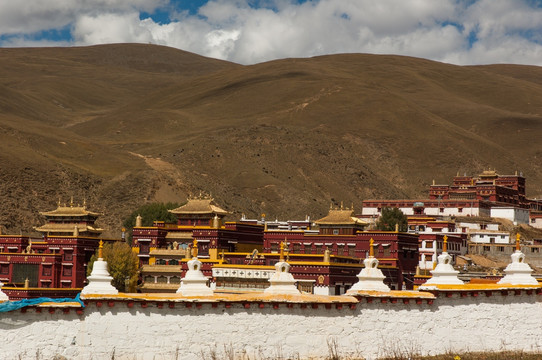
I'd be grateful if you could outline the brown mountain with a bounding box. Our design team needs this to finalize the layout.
[1,43,542,236]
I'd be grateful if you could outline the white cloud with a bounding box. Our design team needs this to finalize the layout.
[1,0,542,66]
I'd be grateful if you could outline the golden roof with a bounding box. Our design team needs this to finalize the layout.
[40,202,101,217]
[479,169,498,178]
[140,265,184,274]
[165,232,193,239]
[169,196,229,216]
[315,208,367,226]
[149,249,188,256]
[34,223,103,233]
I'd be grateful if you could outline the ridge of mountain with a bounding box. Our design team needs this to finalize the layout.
[1,44,541,236]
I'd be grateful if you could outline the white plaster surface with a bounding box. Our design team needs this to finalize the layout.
[2,293,542,359]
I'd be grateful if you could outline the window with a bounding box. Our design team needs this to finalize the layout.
[140,243,150,254]
[333,229,339,235]
[315,245,323,254]
[293,243,301,253]
[62,266,72,276]
[497,246,505,252]
[63,251,73,261]
[42,266,52,276]
[337,244,345,255]
[169,259,179,265]
[383,246,391,257]
[270,243,278,253]
[0,264,9,275]
[458,208,463,213]
[348,246,355,257]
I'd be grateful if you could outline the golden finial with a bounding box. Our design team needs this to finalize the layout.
[98,240,104,259]
[340,201,344,210]
[83,198,87,208]
[57,197,61,207]
[516,233,521,251]
[70,196,74,207]
[443,235,448,253]
[369,238,374,257]
[279,239,286,262]
[192,239,198,258]
[330,202,333,210]
[220,249,225,264]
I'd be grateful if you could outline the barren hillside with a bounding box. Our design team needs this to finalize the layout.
[1,44,542,236]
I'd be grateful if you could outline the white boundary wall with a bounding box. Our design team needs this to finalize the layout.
[2,291,542,360]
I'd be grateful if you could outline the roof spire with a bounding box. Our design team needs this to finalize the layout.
[98,240,104,259]
[279,239,286,262]
[192,239,198,258]
[516,233,521,251]
[443,235,448,253]
[369,238,374,257]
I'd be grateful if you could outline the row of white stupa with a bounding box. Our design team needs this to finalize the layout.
[0,234,537,301]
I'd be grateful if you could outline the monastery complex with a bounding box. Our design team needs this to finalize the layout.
[1,170,542,300]
[3,170,542,358]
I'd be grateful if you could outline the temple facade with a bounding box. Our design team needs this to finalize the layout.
[135,201,420,294]
[0,200,107,299]
[362,170,536,225]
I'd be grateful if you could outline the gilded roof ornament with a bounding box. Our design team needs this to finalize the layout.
[443,235,448,253]
[369,238,374,257]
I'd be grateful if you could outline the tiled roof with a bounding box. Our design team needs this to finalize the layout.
[315,209,367,226]
[169,198,229,215]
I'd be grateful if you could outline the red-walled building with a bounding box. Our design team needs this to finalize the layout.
[0,201,108,300]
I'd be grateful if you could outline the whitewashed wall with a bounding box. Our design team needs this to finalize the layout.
[2,293,542,360]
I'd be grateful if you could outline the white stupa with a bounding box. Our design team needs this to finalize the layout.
[81,241,119,295]
[177,240,213,296]
[0,280,9,302]
[347,238,390,293]
[420,235,464,288]
[264,241,301,295]
[498,234,539,285]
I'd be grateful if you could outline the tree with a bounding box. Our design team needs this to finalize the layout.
[87,242,139,292]
[122,202,180,244]
[376,207,408,232]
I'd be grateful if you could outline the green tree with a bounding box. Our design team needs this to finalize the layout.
[122,202,180,244]
[376,207,408,232]
[87,242,139,292]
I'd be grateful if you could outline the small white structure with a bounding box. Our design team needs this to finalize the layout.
[177,240,213,296]
[420,236,464,287]
[347,238,390,293]
[81,241,118,295]
[264,241,301,295]
[490,207,529,225]
[498,234,539,285]
[0,281,9,302]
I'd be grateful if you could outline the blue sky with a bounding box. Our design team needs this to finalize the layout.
[0,0,541,65]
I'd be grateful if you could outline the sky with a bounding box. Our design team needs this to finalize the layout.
[1,0,542,66]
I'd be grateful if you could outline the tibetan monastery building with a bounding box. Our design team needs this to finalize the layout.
[0,200,109,300]
[134,199,419,294]
[362,170,540,225]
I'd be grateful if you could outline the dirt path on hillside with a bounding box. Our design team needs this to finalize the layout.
[129,152,187,203]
